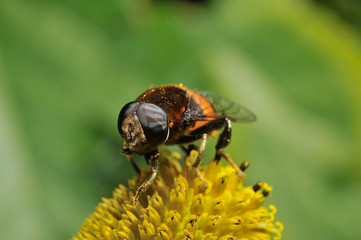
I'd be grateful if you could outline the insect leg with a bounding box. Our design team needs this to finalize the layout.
[214,118,232,162]
[214,118,244,178]
[216,150,244,178]
[133,150,159,206]
[179,144,198,156]
[122,141,140,174]
[126,155,141,174]
[192,133,208,189]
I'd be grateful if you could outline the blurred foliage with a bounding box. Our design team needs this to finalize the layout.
[1,0,361,239]
[313,0,361,30]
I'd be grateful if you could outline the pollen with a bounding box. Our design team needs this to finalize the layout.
[73,150,283,239]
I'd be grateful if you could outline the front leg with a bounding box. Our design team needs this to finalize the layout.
[122,142,140,174]
[133,150,159,206]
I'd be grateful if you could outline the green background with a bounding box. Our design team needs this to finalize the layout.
[1,0,361,239]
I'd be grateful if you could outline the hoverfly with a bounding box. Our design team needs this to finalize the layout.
[118,84,256,204]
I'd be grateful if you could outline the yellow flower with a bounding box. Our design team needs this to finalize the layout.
[73,150,283,240]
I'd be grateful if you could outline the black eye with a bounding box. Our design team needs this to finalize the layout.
[136,103,169,147]
[118,101,139,135]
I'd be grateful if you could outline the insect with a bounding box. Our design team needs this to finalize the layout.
[118,84,256,205]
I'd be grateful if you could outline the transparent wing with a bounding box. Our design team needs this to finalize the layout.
[197,90,256,122]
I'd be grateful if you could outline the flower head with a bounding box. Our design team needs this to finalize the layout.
[73,150,283,239]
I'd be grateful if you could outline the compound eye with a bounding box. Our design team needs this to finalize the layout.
[136,103,169,147]
[118,101,139,135]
